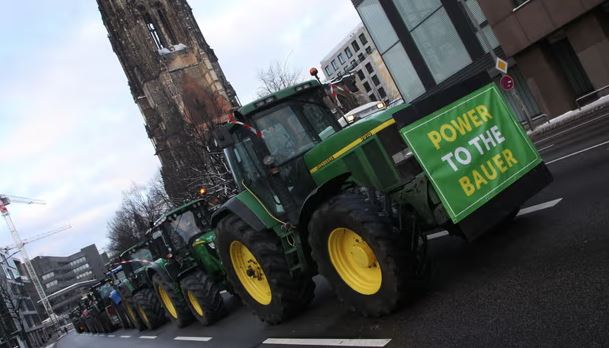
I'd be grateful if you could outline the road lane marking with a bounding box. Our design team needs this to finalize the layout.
[174,336,213,342]
[546,140,609,164]
[263,338,391,347]
[120,335,131,338]
[517,198,562,216]
[534,112,609,144]
[427,198,563,240]
[427,230,449,240]
[108,335,115,337]
[139,336,157,339]
[538,144,554,152]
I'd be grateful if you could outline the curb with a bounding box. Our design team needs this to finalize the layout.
[528,98,609,140]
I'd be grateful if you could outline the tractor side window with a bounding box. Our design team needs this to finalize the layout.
[301,102,338,140]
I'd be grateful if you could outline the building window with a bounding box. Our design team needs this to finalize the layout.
[338,53,346,65]
[365,46,373,54]
[378,87,387,98]
[357,0,425,102]
[392,0,472,83]
[369,93,378,101]
[69,257,86,267]
[143,12,166,50]
[359,33,368,45]
[324,65,332,77]
[331,59,338,70]
[463,0,500,51]
[350,60,357,68]
[345,47,353,58]
[42,272,54,281]
[352,40,360,52]
[357,70,365,80]
[45,280,58,289]
[371,74,381,86]
[76,270,93,280]
[357,53,365,62]
[363,81,372,92]
[365,63,374,74]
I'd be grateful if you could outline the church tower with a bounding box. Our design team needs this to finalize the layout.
[97,0,238,202]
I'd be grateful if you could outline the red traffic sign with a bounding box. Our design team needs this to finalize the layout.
[500,74,515,91]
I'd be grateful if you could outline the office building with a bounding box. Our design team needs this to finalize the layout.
[321,23,401,103]
[478,0,609,116]
[0,252,50,348]
[352,0,544,124]
[28,245,105,315]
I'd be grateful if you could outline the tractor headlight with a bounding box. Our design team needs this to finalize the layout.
[346,115,355,123]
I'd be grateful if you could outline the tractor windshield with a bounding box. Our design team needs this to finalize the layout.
[128,248,153,271]
[169,211,203,244]
[251,98,339,166]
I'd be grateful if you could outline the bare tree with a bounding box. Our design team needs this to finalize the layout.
[106,176,171,255]
[256,58,305,98]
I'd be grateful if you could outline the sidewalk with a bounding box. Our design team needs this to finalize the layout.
[528,95,609,140]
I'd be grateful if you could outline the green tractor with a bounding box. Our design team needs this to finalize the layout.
[145,198,227,327]
[211,74,552,324]
[117,242,168,330]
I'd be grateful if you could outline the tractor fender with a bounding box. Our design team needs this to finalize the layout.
[298,173,352,230]
[211,196,266,231]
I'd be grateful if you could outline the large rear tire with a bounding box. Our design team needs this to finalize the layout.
[123,299,144,331]
[180,271,225,326]
[152,274,194,328]
[308,192,411,317]
[133,288,166,330]
[216,214,315,324]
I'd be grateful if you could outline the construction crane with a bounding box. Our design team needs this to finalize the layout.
[1,224,72,254]
[0,194,59,326]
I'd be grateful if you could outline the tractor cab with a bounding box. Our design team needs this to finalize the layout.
[148,198,224,282]
[119,242,156,294]
[217,80,343,223]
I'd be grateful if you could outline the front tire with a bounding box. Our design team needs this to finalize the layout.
[152,274,194,328]
[180,271,225,326]
[308,192,411,317]
[216,214,315,324]
[133,288,166,330]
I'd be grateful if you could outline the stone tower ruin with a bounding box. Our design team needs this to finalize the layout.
[97,0,238,202]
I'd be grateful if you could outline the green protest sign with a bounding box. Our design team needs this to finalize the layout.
[400,84,541,223]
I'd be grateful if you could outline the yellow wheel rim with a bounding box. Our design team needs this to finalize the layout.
[187,291,204,317]
[137,305,151,327]
[328,227,382,295]
[126,304,137,323]
[229,241,272,305]
[158,286,178,319]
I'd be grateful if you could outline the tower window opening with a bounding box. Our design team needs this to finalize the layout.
[147,21,164,49]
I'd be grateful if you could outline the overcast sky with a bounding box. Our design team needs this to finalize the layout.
[0,1,361,259]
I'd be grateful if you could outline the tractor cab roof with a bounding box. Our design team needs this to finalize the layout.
[238,80,322,117]
[119,239,149,259]
[152,198,209,228]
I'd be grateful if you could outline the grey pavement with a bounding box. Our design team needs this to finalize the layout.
[57,112,609,347]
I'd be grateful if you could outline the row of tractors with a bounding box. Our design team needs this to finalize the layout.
[72,74,551,333]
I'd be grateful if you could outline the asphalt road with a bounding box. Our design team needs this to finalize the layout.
[56,111,609,348]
